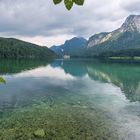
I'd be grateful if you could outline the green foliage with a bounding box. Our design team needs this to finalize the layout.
[53,0,84,10]
[64,0,73,10]
[0,37,56,59]
[53,0,62,4]
[73,0,84,5]
[0,76,6,84]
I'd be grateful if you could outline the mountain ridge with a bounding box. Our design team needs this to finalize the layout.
[85,15,140,57]
[50,37,87,56]
[87,15,140,48]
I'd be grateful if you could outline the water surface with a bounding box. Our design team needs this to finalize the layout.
[0,59,140,140]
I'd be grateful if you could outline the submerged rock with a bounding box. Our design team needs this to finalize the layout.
[34,129,45,138]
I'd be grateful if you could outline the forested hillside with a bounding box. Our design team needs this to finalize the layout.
[0,37,56,59]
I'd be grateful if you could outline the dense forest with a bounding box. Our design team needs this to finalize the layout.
[0,37,56,59]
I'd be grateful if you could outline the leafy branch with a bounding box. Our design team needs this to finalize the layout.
[0,76,6,84]
[53,0,84,10]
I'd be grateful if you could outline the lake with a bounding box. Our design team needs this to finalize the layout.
[0,59,140,140]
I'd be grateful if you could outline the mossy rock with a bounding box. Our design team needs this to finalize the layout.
[34,129,45,138]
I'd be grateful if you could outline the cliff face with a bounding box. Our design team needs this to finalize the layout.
[86,15,140,57]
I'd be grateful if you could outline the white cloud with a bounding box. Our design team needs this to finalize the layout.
[17,34,75,47]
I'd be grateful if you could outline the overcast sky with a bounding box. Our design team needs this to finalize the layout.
[0,0,140,47]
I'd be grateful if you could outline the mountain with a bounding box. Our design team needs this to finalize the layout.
[0,37,56,59]
[50,37,87,57]
[85,15,140,57]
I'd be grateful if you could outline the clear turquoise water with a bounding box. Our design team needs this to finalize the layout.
[0,59,140,140]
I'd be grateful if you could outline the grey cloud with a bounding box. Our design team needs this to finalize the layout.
[0,0,139,40]
[120,0,140,13]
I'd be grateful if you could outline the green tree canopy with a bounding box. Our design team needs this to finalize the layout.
[53,0,85,10]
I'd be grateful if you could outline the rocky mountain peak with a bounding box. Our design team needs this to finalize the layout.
[121,15,140,32]
[87,15,140,48]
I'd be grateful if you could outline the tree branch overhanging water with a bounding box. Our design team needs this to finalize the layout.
[0,76,6,84]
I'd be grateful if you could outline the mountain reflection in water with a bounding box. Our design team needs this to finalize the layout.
[51,59,140,102]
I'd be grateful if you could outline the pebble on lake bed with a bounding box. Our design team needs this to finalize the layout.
[34,129,45,138]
